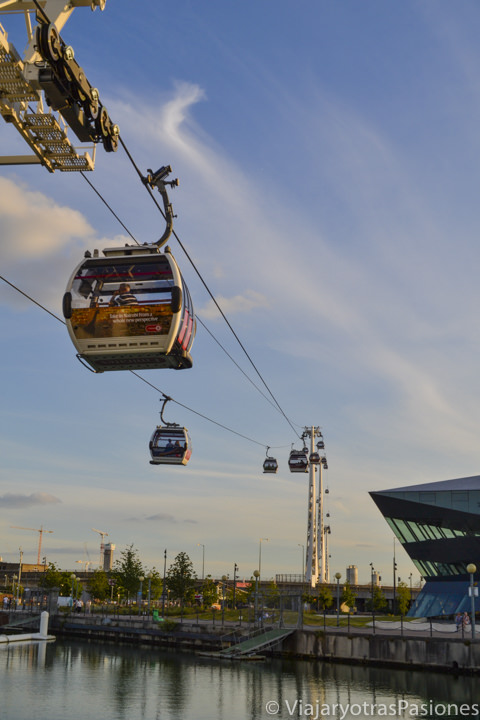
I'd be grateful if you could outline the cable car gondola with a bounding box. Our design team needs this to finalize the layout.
[62,165,196,372]
[263,448,278,474]
[149,397,192,466]
[309,451,321,464]
[288,447,309,473]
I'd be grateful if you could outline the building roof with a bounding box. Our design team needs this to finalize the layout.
[373,474,480,495]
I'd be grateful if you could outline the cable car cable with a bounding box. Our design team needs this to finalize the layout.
[0,273,275,449]
[118,136,302,439]
[0,274,65,326]
[80,172,139,245]
[129,371,266,447]
[196,316,280,413]
[79,167,299,426]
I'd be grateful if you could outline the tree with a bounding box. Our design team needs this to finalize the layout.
[201,576,219,608]
[396,581,411,616]
[146,568,163,602]
[341,582,357,612]
[40,561,63,591]
[317,585,333,611]
[166,552,197,607]
[264,581,280,608]
[113,545,145,601]
[367,584,388,612]
[87,570,111,602]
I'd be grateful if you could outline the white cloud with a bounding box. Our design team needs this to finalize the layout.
[0,177,94,261]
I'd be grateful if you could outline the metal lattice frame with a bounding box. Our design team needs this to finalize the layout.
[0,0,109,171]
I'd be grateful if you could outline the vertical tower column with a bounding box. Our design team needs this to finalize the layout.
[318,457,325,584]
[305,427,318,587]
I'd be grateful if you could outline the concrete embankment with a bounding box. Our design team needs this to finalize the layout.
[51,616,480,674]
[282,629,480,674]
[51,615,238,653]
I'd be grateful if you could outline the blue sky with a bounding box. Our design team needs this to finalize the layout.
[1,0,480,586]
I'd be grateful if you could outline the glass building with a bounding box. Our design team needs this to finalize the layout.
[370,475,480,617]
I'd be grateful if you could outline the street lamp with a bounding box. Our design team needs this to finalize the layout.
[335,572,342,626]
[147,572,152,614]
[233,563,238,610]
[467,563,477,641]
[259,538,268,581]
[162,549,167,618]
[197,543,205,581]
[70,573,76,609]
[369,563,374,605]
[221,575,227,626]
[253,570,260,627]
[138,576,144,615]
[392,539,398,616]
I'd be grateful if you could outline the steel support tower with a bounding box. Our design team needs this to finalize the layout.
[304,426,328,588]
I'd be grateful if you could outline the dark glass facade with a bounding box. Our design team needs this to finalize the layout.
[370,475,480,617]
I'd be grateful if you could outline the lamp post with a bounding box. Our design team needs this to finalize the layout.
[70,573,76,610]
[197,543,205,582]
[392,539,397,615]
[335,572,342,626]
[137,576,144,615]
[233,563,238,610]
[221,575,227,626]
[370,563,374,611]
[162,549,167,618]
[253,570,260,627]
[147,572,152,615]
[259,538,268,581]
[467,563,477,641]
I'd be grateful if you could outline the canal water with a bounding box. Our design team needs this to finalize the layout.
[1,639,478,720]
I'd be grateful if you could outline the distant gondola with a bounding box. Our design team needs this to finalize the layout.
[149,425,192,466]
[288,447,309,473]
[149,397,192,466]
[263,448,278,474]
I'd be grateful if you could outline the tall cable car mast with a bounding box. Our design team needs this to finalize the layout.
[302,426,328,588]
[0,0,118,172]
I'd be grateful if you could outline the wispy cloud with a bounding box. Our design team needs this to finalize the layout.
[0,492,61,508]
[124,513,197,524]
[199,290,269,320]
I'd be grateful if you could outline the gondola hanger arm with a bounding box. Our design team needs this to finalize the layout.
[159,395,178,427]
[142,165,179,248]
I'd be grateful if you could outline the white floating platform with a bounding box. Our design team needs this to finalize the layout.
[0,611,55,644]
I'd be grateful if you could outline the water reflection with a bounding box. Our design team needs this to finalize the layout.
[0,640,478,720]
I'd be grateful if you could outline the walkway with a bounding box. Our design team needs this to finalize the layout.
[219,628,294,657]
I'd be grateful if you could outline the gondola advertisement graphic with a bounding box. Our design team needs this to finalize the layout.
[71,303,174,340]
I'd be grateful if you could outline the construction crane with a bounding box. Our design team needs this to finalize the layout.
[0,0,118,172]
[75,559,93,572]
[91,528,108,568]
[10,525,53,564]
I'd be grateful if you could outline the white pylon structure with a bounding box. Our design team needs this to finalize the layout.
[302,426,329,588]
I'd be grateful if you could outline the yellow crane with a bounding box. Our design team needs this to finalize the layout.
[10,525,53,564]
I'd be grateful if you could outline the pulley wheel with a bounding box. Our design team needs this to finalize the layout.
[46,24,61,64]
